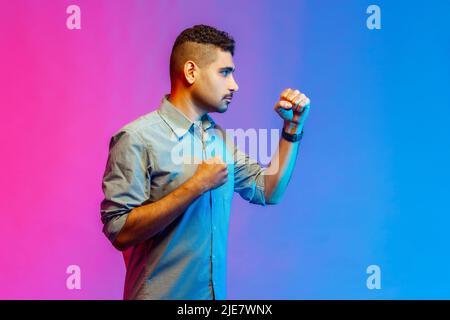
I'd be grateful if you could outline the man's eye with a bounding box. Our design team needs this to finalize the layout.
[220,71,230,76]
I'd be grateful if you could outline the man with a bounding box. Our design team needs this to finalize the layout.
[100,24,310,300]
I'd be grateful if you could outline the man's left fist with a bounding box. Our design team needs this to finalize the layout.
[274,88,311,127]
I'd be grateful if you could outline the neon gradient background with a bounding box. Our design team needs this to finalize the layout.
[1,0,449,299]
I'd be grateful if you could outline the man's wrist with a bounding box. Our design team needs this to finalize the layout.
[283,121,303,135]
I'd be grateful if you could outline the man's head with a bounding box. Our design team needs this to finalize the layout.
[169,25,239,114]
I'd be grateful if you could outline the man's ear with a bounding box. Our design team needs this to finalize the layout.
[184,60,197,85]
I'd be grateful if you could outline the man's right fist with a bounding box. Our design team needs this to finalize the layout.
[192,156,228,193]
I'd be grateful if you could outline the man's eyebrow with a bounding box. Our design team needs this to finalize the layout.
[219,67,235,72]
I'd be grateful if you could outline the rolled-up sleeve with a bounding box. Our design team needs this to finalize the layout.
[100,130,151,243]
[233,144,266,206]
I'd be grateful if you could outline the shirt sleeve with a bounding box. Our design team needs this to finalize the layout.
[233,143,267,206]
[100,130,151,243]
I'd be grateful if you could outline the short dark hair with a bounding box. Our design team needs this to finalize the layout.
[169,25,235,85]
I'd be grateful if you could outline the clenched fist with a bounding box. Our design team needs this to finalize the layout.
[274,88,311,127]
[191,156,228,193]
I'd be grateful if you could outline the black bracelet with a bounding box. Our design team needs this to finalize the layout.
[282,129,304,142]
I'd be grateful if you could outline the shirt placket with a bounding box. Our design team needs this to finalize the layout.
[198,124,216,300]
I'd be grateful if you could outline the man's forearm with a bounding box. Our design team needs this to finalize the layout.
[113,177,205,251]
[264,121,302,204]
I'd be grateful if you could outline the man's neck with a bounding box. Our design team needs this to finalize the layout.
[167,91,206,122]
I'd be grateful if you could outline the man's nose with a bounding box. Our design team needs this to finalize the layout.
[229,76,239,92]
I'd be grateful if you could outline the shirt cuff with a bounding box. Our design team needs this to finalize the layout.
[102,213,130,243]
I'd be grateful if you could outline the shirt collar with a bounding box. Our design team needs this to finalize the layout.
[157,95,216,139]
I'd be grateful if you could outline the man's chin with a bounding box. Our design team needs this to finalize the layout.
[216,102,229,113]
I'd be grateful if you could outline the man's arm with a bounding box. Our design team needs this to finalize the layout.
[113,177,202,251]
[113,156,228,251]
[263,88,311,204]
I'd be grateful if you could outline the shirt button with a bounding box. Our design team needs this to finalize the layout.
[213,225,217,231]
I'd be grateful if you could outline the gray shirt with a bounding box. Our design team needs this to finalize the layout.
[100,95,266,299]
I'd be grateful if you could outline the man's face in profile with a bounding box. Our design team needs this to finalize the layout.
[192,48,239,114]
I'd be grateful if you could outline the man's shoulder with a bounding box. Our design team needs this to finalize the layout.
[113,109,163,139]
